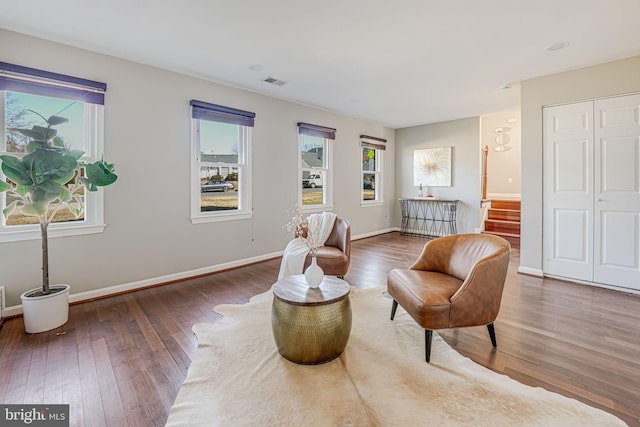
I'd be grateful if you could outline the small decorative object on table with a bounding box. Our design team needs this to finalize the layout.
[285,206,324,287]
[304,256,323,288]
[418,182,423,197]
[426,186,434,198]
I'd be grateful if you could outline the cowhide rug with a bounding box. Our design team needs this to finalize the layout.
[166,287,626,426]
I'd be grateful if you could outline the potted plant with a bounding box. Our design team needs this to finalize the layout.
[0,110,117,333]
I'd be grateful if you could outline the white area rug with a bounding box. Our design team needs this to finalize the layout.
[166,287,626,426]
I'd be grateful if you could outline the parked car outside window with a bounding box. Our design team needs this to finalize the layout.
[201,180,234,192]
[302,174,323,188]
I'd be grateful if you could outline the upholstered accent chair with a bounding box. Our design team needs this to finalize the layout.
[387,233,510,362]
[303,217,351,278]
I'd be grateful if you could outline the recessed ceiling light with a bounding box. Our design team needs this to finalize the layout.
[547,41,570,51]
[249,64,263,71]
[500,84,512,90]
[506,118,518,124]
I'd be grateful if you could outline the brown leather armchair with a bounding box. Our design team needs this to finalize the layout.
[387,233,510,362]
[303,217,351,278]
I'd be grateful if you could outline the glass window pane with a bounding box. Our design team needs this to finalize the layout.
[200,166,238,211]
[363,173,376,201]
[200,120,239,160]
[362,147,376,171]
[4,191,85,225]
[300,134,324,168]
[301,170,324,205]
[5,91,85,153]
[3,92,87,226]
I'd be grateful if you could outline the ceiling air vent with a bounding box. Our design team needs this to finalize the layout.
[263,77,287,86]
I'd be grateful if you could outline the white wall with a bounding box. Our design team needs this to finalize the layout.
[481,111,521,197]
[520,55,640,274]
[394,117,481,234]
[0,29,395,307]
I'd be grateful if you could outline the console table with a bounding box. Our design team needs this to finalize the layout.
[399,198,459,237]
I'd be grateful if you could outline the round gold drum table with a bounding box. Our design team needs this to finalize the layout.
[271,275,352,365]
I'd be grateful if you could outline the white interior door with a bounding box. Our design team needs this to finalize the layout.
[543,101,594,281]
[593,94,640,291]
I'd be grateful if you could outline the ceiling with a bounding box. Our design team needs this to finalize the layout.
[1,0,640,129]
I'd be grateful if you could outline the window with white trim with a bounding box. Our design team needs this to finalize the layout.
[190,100,254,223]
[0,62,107,243]
[298,122,334,210]
[361,135,386,204]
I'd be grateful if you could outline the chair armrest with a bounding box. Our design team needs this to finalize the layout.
[335,219,351,258]
[448,248,510,326]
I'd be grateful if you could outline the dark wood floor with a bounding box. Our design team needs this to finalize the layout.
[1,232,639,426]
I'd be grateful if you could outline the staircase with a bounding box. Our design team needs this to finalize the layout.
[483,199,520,248]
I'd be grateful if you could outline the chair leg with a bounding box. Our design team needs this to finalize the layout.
[390,300,398,320]
[425,330,433,363]
[487,323,497,348]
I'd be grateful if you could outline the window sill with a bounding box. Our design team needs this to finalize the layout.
[0,223,107,243]
[361,201,384,207]
[190,211,253,224]
[300,204,334,214]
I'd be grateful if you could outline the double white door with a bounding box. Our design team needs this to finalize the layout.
[543,93,640,291]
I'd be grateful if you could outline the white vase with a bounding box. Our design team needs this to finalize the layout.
[304,256,324,288]
[20,284,70,334]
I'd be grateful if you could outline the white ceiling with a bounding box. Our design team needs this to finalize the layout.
[2,0,640,129]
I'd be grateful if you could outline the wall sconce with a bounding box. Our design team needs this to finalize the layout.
[493,127,512,152]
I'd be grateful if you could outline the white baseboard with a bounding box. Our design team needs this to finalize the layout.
[4,250,283,318]
[543,273,640,296]
[517,267,638,294]
[352,227,400,240]
[517,266,544,277]
[4,305,23,318]
[4,228,400,318]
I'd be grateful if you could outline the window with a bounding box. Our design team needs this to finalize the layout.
[190,100,254,223]
[298,122,335,210]
[361,135,386,204]
[0,62,107,242]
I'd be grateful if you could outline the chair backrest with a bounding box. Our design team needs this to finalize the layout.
[410,234,509,281]
[447,234,509,281]
[324,217,351,256]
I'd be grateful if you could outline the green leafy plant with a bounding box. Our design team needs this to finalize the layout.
[0,110,117,295]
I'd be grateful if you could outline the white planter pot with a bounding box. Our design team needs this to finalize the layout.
[20,284,70,333]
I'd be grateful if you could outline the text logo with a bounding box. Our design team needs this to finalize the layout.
[0,405,69,426]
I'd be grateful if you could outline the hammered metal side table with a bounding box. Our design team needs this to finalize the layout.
[271,275,352,365]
